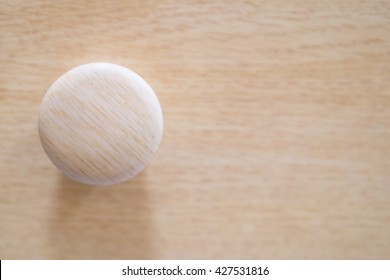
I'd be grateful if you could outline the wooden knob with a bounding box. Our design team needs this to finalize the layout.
[38,62,163,185]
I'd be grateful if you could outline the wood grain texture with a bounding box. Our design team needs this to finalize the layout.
[1,0,390,259]
[39,62,163,185]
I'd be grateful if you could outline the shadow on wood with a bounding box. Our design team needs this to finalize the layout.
[47,172,153,259]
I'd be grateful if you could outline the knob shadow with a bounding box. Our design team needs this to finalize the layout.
[47,172,153,259]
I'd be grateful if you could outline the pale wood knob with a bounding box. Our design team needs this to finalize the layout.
[38,62,163,185]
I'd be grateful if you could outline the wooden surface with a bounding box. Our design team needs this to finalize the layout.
[1,0,390,259]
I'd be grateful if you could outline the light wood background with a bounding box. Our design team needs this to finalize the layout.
[1,0,390,259]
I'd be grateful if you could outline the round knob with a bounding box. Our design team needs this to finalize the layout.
[38,62,163,185]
